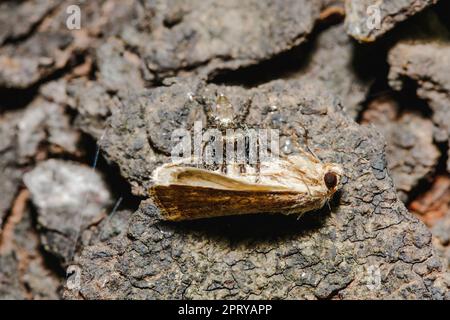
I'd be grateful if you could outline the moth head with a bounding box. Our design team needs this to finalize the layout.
[323,163,344,193]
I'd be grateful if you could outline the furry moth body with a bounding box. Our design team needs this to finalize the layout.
[149,94,343,221]
[150,155,343,221]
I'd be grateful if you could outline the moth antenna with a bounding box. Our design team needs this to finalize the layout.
[296,211,305,221]
[99,196,123,240]
[299,174,312,197]
[327,199,332,212]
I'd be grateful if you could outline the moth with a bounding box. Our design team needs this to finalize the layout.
[149,94,344,221]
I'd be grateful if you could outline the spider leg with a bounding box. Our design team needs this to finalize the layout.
[236,96,252,124]
[294,122,321,161]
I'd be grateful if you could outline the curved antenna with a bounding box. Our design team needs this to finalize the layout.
[299,174,312,197]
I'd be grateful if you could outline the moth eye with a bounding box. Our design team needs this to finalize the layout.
[324,172,338,189]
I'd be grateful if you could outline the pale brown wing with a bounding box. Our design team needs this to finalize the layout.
[150,186,325,221]
[151,165,328,221]
[154,165,290,191]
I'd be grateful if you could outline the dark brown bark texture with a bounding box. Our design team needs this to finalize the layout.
[0,0,449,300]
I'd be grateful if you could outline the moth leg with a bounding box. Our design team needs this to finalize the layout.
[296,211,306,221]
[326,199,332,212]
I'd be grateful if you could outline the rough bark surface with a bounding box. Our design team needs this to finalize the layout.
[0,0,449,300]
[345,0,438,42]
[361,96,440,202]
[0,112,24,229]
[62,81,448,299]
[0,88,79,230]
[287,23,373,118]
[388,40,450,171]
[433,211,450,268]
[23,160,112,264]
[0,203,61,300]
[129,0,323,82]
[0,0,59,46]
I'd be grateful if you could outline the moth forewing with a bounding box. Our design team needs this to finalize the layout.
[150,155,343,221]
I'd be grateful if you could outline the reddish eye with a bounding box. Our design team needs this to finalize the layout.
[324,172,337,189]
